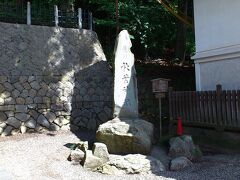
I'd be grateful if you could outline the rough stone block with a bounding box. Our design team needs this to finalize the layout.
[72,109,81,118]
[49,123,60,131]
[30,81,41,90]
[20,90,28,98]
[3,82,14,91]
[15,105,28,113]
[61,124,70,131]
[25,118,37,129]
[77,141,89,152]
[15,113,30,122]
[9,76,19,84]
[25,97,33,104]
[12,89,20,98]
[29,89,37,98]
[6,117,21,128]
[81,150,103,170]
[0,98,4,105]
[69,149,85,164]
[37,104,48,109]
[51,104,63,111]
[23,82,31,90]
[16,97,25,104]
[54,116,69,126]
[11,128,20,135]
[37,114,50,128]
[4,97,15,105]
[169,135,202,161]
[0,105,15,111]
[28,76,36,83]
[63,103,72,112]
[92,142,109,163]
[96,118,154,155]
[98,111,108,123]
[29,110,39,119]
[69,124,79,131]
[0,76,7,83]
[19,76,28,83]
[27,104,37,109]
[5,111,14,118]
[37,88,47,96]
[0,112,7,122]
[34,97,42,104]
[0,122,7,128]
[42,97,51,104]
[170,156,193,171]
[44,111,56,123]
[0,84,5,93]
[97,154,165,175]
[1,126,13,137]
[14,82,24,92]
[2,91,11,98]
[20,125,27,134]
[87,118,96,130]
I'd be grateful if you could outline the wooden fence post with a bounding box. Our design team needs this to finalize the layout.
[88,12,93,30]
[27,2,31,25]
[158,98,162,138]
[54,5,59,27]
[78,8,82,29]
[216,84,223,128]
[168,87,174,135]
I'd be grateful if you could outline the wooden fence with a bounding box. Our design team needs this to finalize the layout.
[169,85,240,131]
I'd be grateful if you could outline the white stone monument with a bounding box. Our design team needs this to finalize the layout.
[113,30,138,118]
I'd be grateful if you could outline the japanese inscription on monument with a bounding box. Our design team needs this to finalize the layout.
[113,30,138,118]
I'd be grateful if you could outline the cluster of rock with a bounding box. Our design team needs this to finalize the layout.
[68,135,202,174]
[168,135,202,171]
[0,22,113,136]
[68,141,165,175]
[69,141,109,169]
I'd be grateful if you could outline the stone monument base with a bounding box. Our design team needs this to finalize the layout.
[96,117,154,155]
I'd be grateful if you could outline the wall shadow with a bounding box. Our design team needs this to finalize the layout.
[70,61,113,145]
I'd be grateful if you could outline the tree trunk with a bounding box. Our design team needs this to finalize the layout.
[59,0,74,12]
[175,0,188,66]
[115,0,119,35]
[74,0,88,9]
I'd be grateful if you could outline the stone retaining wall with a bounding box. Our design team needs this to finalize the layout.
[0,22,113,136]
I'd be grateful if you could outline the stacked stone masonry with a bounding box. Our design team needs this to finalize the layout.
[0,22,113,136]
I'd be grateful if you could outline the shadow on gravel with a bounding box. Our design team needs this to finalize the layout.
[67,128,96,149]
[46,133,57,136]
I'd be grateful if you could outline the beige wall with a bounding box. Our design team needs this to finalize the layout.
[198,58,240,90]
[194,0,240,52]
[193,0,240,91]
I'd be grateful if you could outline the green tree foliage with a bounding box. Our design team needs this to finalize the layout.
[89,0,179,60]
[88,0,195,63]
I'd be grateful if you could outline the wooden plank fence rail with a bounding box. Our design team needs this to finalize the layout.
[169,85,240,131]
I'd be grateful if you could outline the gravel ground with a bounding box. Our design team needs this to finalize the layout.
[0,131,240,180]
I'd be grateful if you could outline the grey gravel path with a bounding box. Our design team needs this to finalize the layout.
[0,131,240,180]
